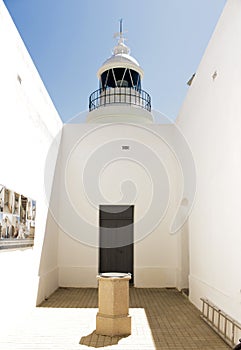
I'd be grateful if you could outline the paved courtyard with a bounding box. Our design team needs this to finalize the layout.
[0,288,230,349]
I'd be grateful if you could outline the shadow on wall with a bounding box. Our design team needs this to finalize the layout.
[37,211,59,305]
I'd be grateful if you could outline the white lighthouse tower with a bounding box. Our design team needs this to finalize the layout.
[86,20,153,123]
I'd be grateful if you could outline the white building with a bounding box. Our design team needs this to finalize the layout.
[177,0,241,324]
[0,0,62,334]
[40,22,189,294]
[1,0,241,344]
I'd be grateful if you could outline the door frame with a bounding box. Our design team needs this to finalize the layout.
[98,205,134,283]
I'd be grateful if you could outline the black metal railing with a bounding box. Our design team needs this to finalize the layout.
[89,87,151,112]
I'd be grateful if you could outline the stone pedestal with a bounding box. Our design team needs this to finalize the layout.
[96,272,131,337]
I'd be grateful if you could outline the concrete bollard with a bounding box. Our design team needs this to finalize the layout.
[96,272,131,337]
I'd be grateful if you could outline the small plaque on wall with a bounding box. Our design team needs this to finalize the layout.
[0,185,36,250]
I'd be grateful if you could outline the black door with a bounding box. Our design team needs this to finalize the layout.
[99,205,134,283]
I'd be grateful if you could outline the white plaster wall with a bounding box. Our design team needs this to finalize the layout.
[176,218,189,291]
[56,123,183,288]
[177,0,241,322]
[0,1,62,333]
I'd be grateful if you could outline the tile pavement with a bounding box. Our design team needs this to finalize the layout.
[0,287,231,349]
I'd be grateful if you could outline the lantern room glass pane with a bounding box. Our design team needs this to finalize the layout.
[101,68,141,90]
[130,70,141,90]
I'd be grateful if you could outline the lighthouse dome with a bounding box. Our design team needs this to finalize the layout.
[97,53,143,79]
[97,38,144,79]
[87,20,153,123]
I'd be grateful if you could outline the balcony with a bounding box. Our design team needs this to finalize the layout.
[89,87,151,112]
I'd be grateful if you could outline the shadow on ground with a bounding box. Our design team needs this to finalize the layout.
[79,330,128,348]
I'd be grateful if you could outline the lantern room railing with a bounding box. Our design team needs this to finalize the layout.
[89,87,151,112]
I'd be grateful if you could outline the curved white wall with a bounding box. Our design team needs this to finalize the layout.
[55,123,183,288]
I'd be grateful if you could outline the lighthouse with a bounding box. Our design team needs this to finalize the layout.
[86,20,153,123]
[39,21,184,294]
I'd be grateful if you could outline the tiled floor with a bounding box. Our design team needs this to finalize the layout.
[0,288,230,349]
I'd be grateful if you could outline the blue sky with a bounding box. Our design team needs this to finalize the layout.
[4,0,226,122]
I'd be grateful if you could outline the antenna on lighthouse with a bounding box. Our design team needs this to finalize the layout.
[120,18,123,37]
[114,18,127,42]
[113,19,130,55]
